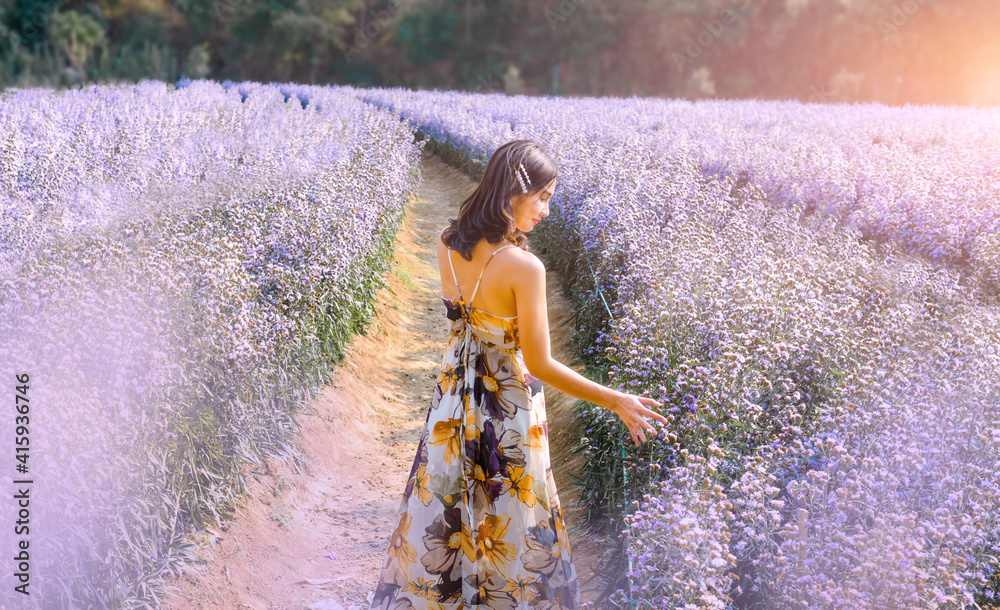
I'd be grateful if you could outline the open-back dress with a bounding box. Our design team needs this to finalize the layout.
[368,242,581,609]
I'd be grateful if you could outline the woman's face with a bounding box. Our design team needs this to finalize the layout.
[511,177,556,233]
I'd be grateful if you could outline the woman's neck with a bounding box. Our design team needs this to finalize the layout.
[479,237,511,250]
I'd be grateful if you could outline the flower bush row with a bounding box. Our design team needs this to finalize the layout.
[355,88,1000,297]
[0,80,423,608]
[0,79,355,281]
[345,85,1000,609]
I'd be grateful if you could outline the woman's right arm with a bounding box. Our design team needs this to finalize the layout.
[512,253,668,447]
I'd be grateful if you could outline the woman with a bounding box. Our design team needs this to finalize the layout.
[369,139,668,609]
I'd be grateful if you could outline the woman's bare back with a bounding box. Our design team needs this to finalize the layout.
[436,232,520,319]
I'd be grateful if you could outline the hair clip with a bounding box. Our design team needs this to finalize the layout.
[515,163,531,194]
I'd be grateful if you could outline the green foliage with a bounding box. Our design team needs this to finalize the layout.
[3,0,1000,105]
[222,0,361,82]
[184,43,210,79]
[395,0,461,65]
[49,9,105,82]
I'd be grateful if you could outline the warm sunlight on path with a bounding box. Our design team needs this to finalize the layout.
[160,150,606,609]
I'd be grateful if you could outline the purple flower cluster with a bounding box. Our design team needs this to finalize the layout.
[0,80,352,282]
[622,444,737,608]
[344,86,1000,608]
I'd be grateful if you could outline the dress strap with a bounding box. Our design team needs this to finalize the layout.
[446,248,462,301]
[468,244,517,305]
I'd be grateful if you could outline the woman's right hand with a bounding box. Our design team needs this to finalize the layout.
[605,390,670,447]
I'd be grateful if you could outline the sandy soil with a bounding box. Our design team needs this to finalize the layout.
[159,150,608,610]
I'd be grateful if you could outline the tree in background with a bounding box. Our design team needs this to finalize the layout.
[49,8,105,83]
[1,0,999,106]
[320,0,1000,106]
[184,40,209,78]
[214,0,361,83]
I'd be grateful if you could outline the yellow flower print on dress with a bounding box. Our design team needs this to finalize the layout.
[411,462,433,506]
[475,514,518,575]
[525,424,546,450]
[438,362,462,398]
[504,574,538,605]
[429,417,462,464]
[387,512,417,580]
[403,577,446,609]
[464,393,478,441]
[505,465,537,507]
[502,317,519,347]
[553,507,571,558]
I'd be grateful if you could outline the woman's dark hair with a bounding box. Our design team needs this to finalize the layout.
[442,139,558,260]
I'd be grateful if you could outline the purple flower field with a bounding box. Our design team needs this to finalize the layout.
[1,79,997,608]
[348,85,1000,609]
[0,80,423,608]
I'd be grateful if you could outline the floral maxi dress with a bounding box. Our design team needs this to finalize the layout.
[369,244,581,609]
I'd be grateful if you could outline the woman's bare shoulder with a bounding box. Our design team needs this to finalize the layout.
[499,247,544,282]
[502,245,541,265]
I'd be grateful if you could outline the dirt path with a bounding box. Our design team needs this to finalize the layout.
[161,150,607,609]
